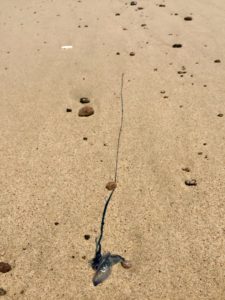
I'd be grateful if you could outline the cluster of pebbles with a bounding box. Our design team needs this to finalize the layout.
[67,97,117,192]
[66,97,95,117]
[182,167,197,186]
[78,97,94,117]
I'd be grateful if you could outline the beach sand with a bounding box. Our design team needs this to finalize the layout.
[0,0,225,299]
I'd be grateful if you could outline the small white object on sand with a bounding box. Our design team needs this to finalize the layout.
[61,45,73,49]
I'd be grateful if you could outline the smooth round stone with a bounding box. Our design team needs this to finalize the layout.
[78,106,94,117]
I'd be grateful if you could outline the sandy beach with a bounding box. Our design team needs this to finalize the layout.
[1,0,225,299]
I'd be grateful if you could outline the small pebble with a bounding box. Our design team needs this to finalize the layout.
[83,137,88,141]
[214,59,221,63]
[217,113,223,117]
[80,97,90,104]
[184,16,192,21]
[121,260,132,269]
[159,4,166,7]
[84,234,90,240]
[172,44,183,48]
[0,288,7,296]
[105,181,117,191]
[0,262,12,273]
[130,1,137,5]
[182,167,190,172]
[129,52,135,56]
[78,106,94,117]
[185,179,197,186]
[66,108,72,112]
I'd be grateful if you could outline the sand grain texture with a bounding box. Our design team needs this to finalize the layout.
[0,0,225,299]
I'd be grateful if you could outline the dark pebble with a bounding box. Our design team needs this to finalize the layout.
[172,44,182,48]
[159,4,166,7]
[0,262,12,273]
[217,113,223,117]
[184,16,192,21]
[54,222,59,226]
[214,59,221,63]
[130,1,137,5]
[0,288,7,296]
[185,179,197,186]
[129,52,135,56]
[138,7,144,10]
[182,167,190,172]
[83,137,88,140]
[105,181,117,191]
[116,52,120,55]
[80,97,90,104]
[115,13,120,16]
[78,106,94,117]
[84,234,90,240]
[66,108,72,112]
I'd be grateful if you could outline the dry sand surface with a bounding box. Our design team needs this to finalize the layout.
[1,0,225,299]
